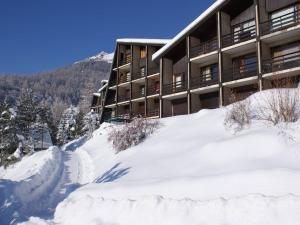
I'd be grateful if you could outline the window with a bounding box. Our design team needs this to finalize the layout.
[233,54,257,76]
[174,73,183,88]
[271,5,299,30]
[200,64,218,81]
[140,47,146,59]
[233,20,255,43]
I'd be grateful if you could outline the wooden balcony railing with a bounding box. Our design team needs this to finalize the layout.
[118,94,130,102]
[118,75,130,84]
[132,71,145,80]
[132,90,145,99]
[222,24,256,48]
[223,61,258,82]
[260,8,300,36]
[147,108,160,117]
[190,38,218,58]
[190,71,219,89]
[119,53,132,66]
[147,84,160,96]
[162,74,187,95]
[131,111,145,118]
[262,50,300,74]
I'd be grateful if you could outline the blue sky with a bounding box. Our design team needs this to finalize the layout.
[0,0,214,75]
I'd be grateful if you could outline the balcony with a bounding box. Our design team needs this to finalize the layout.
[260,9,300,36]
[118,94,130,102]
[147,84,160,96]
[132,71,145,80]
[262,50,300,74]
[222,24,256,48]
[109,78,117,87]
[163,75,187,95]
[106,97,116,105]
[147,108,160,117]
[190,71,219,89]
[118,75,130,84]
[119,53,132,66]
[148,67,160,76]
[131,111,145,118]
[223,61,258,82]
[132,90,145,99]
[190,38,218,58]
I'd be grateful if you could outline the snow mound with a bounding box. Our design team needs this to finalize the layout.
[54,194,300,225]
[0,147,63,224]
[50,89,300,225]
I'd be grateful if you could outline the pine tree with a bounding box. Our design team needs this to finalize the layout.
[82,110,100,138]
[16,89,39,138]
[0,99,19,165]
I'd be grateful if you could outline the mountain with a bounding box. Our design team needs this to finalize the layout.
[75,51,114,64]
[0,52,112,122]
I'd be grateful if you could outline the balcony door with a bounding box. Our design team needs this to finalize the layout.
[233,54,257,78]
[233,20,255,43]
[173,73,183,88]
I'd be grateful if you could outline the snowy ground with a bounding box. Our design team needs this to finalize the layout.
[1,91,300,224]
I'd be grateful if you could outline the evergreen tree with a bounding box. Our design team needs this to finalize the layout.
[82,110,100,138]
[0,99,19,165]
[16,89,39,138]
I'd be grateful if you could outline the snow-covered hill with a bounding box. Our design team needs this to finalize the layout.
[2,91,300,225]
[75,51,114,64]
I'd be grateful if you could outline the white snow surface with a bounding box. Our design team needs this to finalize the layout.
[117,38,170,45]
[1,90,300,224]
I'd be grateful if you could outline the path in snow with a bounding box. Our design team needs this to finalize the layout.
[0,138,94,225]
[36,138,95,220]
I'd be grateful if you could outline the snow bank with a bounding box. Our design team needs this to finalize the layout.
[0,147,63,224]
[51,91,300,225]
[54,194,300,225]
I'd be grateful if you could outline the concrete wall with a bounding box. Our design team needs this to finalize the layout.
[220,12,231,36]
[231,4,256,26]
[163,58,173,84]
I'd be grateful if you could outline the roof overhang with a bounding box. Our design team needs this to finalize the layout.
[152,0,227,61]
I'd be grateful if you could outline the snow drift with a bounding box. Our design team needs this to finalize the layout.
[51,91,300,225]
[2,90,300,225]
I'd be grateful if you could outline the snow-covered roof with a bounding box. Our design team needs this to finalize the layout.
[93,93,101,97]
[97,82,108,93]
[152,0,225,61]
[117,38,171,45]
[101,80,108,85]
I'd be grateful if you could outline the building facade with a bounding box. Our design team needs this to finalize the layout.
[91,80,108,114]
[101,39,170,122]
[101,0,300,122]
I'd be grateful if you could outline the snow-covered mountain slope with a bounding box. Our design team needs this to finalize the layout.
[2,90,300,225]
[75,51,114,64]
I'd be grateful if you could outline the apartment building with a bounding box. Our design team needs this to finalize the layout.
[152,0,300,117]
[91,80,108,114]
[101,0,300,122]
[101,39,170,122]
